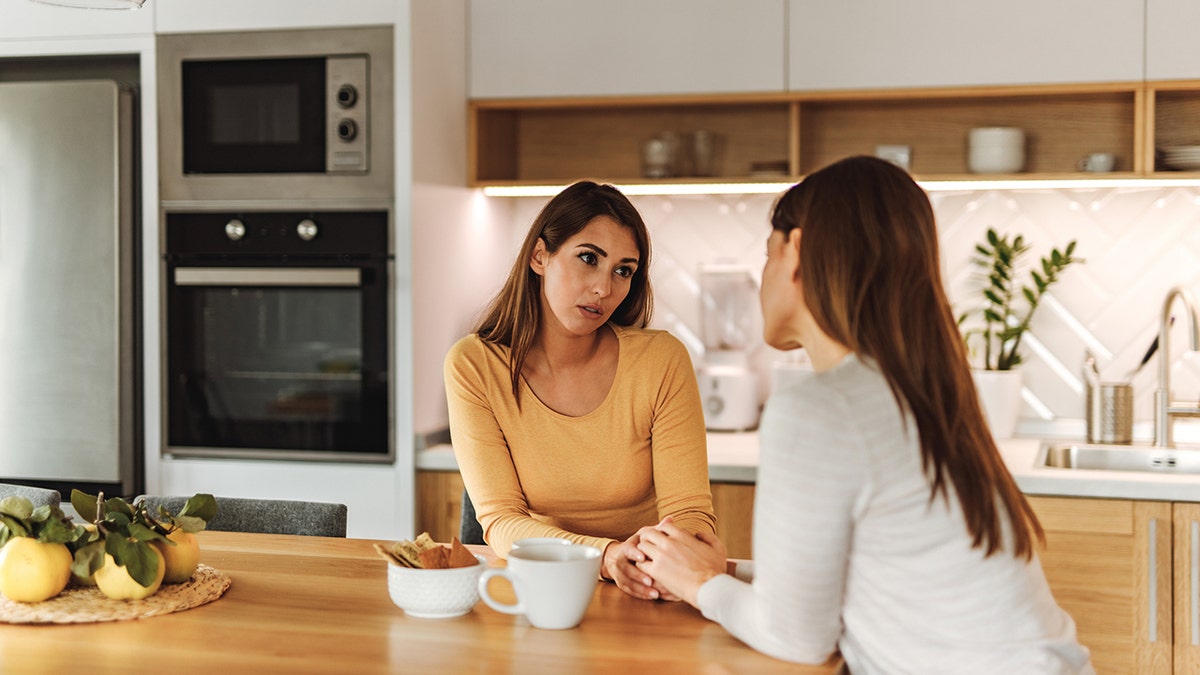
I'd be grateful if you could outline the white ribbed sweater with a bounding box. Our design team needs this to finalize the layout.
[697,355,1094,674]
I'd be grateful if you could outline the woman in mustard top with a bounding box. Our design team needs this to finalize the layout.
[444,181,716,600]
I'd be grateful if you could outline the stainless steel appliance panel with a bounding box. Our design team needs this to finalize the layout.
[0,80,135,490]
[157,26,393,204]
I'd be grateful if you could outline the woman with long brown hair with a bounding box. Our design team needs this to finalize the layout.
[635,157,1092,672]
[444,180,715,601]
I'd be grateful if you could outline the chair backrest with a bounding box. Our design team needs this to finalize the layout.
[0,483,61,509]
[140,495,348,538]
[459,489,484,545]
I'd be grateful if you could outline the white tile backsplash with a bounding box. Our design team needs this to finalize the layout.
[504,185,1200,431]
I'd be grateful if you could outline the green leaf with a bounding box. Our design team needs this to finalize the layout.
[72,540,106,578]
[0,514,29,539]
[174,514,209,534]
[1066,240,1077,256]
[179,494,217,523]
[128,522,168,544]
[987,228,999,246]
[0,496,33,521]
[71,489,99,523]
[1022,287,1037,305]
[105,497,134,519]
[106,537,160,588]
[984,309,1003,323]
[37,517,82,545]
[984,289,1004,305]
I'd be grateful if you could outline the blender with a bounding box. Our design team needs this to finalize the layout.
[696,263,761,431]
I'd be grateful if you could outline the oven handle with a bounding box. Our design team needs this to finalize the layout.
[173,267,362,287]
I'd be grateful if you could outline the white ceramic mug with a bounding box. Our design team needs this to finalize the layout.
[510,537,572,550]
[477,542,602,630]
[1077,152,1116,173]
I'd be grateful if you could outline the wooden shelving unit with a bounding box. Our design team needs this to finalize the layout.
[469,82,1162,187]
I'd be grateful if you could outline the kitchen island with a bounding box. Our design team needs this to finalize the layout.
[0,531,838,673]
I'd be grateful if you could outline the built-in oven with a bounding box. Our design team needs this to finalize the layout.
[157,26,393,203]
[163,210,391,462]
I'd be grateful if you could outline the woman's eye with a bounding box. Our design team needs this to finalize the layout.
[578,252,597,266]
[615,266,635,279]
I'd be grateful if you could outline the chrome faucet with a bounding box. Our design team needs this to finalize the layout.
[1154,286,1200,447]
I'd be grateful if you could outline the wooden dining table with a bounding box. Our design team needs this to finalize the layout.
[0,531,840,673]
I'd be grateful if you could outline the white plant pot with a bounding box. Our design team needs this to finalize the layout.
[972,369,1023,439]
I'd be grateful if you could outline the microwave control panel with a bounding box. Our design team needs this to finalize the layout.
[327,56,368,173]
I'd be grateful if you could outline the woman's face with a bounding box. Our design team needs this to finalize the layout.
[531,215,640,337]
[760,228,805,351]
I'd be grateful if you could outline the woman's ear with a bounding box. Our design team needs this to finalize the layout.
[530,237,549,276]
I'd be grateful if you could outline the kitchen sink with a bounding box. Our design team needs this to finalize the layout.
[1040,442,1200,474]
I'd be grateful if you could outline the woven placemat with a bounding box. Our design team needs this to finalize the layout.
[0,563,232,624]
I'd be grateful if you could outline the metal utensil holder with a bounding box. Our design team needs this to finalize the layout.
[1086,382,1133,444]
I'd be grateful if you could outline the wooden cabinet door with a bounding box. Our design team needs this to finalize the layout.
[711,482,755,560]
[416,470,466,543]
[1175,503,1200,672]
[788,0,1144,91]
[468,0,786,98]
[1030,496,1172,674]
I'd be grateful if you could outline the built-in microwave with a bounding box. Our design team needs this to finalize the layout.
[157,26,393,203]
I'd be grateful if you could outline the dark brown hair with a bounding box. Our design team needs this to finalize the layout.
[770,155,1042,559]
[474,180,654,398]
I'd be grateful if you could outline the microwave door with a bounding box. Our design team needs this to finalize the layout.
[182,57,326,174]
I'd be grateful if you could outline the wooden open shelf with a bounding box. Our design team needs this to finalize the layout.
[469,82,1168,188]
[1148,80,1200,173]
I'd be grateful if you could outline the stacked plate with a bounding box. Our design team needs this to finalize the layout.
[1162,146,1200,171]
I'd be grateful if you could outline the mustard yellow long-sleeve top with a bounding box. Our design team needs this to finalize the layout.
[444,324,716,557]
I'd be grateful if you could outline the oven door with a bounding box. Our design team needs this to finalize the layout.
[166,261,390,461]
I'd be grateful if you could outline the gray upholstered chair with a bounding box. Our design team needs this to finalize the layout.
[0,483,61,509]
[459,490,485,545]
[140,495,348,537]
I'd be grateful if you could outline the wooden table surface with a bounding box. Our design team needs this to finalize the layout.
[0,531,839,673]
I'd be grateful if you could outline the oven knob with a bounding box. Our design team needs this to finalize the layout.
[336,84,358,108]
[336,119,358,142]
[296,219,319,241]
[224,219,246,241]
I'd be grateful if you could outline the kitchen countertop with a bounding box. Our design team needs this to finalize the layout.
[418,434,1200,501]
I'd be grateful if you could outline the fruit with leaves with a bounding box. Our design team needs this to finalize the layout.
[0,495,86,602]
[94,547,165,600]
[69,490,216,598]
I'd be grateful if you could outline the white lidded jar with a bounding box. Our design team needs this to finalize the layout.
[967,127,1025,173]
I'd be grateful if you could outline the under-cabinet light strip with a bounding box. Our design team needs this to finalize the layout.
[482,177,1200,198]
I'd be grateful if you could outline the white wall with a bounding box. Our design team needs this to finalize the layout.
[410,0,514,438]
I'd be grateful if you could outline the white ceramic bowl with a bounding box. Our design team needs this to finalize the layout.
[386,554,486,618]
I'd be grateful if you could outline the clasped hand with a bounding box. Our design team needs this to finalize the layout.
[602,517,728,605]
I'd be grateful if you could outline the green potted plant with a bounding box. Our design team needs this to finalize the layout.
[959,228,1081,436]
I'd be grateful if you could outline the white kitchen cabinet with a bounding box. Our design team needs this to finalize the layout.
[153,0,396,33]
[1146,0,1200,80]
[0,0,153,39]
[468,0,786,98]
[788,0,1144,91]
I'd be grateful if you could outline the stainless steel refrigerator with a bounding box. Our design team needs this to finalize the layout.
[0,79,138,498]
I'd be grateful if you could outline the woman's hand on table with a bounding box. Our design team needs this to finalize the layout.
[602,534,679,601]
[635,517,727,607]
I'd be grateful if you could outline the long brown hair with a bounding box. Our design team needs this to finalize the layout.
[771,155,1043,559]
[474,180,654,399]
